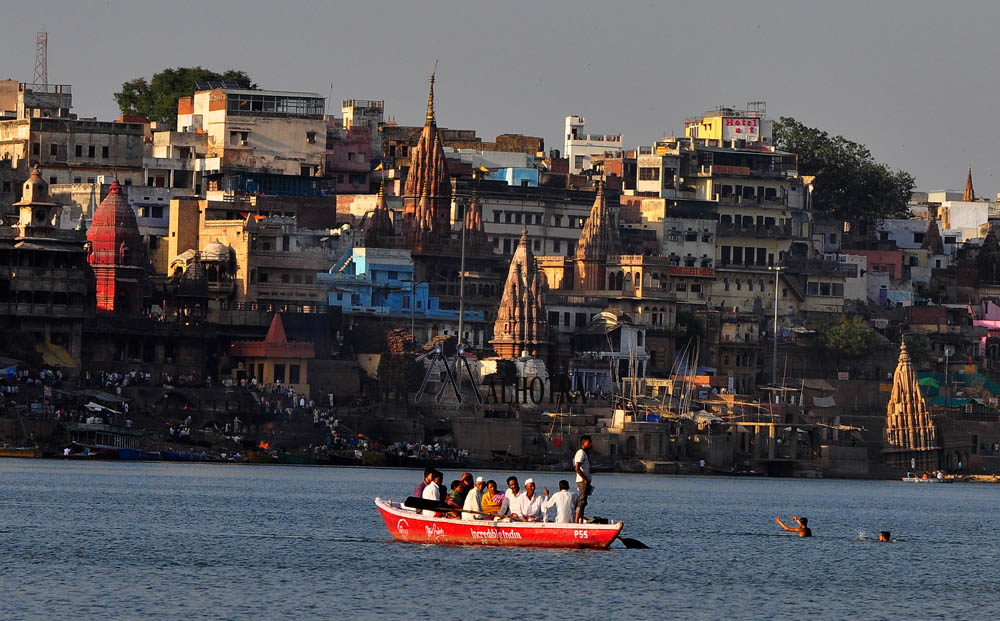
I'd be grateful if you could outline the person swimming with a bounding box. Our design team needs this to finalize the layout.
[776,515,812,537]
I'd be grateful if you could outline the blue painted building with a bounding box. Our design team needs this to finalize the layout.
[484,167,539,188]
[318,247,489,346]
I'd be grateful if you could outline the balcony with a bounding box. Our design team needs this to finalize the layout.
[715,194,787,207]
[717,222,796,239]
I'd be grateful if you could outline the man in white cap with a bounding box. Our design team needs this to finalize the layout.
[512,478,544,521]
[461,476,486,521]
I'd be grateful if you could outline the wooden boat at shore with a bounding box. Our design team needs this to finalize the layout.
[0,446,40,458]
[901,476,953,483]
[375,497,623,549]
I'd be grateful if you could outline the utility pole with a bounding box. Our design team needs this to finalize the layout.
[769,265,784,384]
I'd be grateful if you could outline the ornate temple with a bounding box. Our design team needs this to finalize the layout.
[921,216,944,256]
[575,180,621,290]
[87,178,147,314]
[402,74,451,243]
[977,228,1000,285]
[883,339,939,470]
[964,167,975,202]
[491,228,549,359]
[364,179,396,247]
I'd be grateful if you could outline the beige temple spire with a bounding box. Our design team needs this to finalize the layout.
[884,339,938,458]
[491,227,549,359]
[964,167,975,202]
[574,180,621,290]
[403,73,450,241]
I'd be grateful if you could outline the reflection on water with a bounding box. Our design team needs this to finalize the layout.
[2,462,999,619]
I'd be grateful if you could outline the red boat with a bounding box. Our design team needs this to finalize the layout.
[375,497,624,549]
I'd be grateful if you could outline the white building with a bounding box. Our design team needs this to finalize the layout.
[564,115,622,175]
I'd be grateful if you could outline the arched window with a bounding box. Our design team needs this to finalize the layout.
[624,273,633,290]
[636,331,644,347]
[608,273,616,290]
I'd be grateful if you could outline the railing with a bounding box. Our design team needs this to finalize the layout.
[716,222,796,239]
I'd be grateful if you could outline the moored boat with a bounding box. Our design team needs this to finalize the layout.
[901,476,952,483]
[375,497,623,549]
[0,446,41,458]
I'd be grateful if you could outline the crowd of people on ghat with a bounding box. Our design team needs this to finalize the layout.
[405,435,595,524]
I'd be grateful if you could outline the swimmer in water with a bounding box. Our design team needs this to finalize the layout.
[879,531,891,542]
[776,515,812,537]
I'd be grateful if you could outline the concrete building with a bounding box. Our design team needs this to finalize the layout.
[174,85,327,198]
[318,247,488,347]
[0,81,146,189]
[564,115,623,175]
[342,99,384,158]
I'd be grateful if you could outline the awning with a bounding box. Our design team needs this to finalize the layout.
[802,378,835,391]
[812,395,837,408]
[85,401,121,415]
[35,342,78,368]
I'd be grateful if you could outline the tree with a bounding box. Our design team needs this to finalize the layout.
[114,67,255,128]
[772,117,915,223]
[822,315,875,359]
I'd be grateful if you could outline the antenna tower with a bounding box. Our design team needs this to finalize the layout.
[34,31,48,86]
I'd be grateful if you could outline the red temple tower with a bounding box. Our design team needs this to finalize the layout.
[87,179,146,313]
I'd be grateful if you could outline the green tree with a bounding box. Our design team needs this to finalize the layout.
[773,117,915,223]
[114,67,255,128]
[822,315,874,359]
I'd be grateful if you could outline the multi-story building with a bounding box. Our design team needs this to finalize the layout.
[173,85,327,197]
[564,115,622,175]
[342,99,384,157]
[0,81,146,190]
[318,247,488,347]
[0,167,94,366]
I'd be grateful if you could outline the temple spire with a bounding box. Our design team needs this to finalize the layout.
[964,167,975,202]
[884,338,939,468]
[425,73,436,125]
[491,227,549,359]
[575,180,621,290]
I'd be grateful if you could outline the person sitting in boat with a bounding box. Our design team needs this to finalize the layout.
[498,476,520,517]
[462,476,485,521]
[511,479,545,521]
[457,472,474,507]
[404,467,436,512]
[419,470,444,515]
[480,480,503,516]
[775,515,812,537]
[542,479,576,523]
[446,480,464,517]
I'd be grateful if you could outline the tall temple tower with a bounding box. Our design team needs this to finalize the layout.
[575,180,621,290]
[491,228,549,359]
[364,179,395,247]
[87,179,147,313]
[964,167,975,202]
[883,339,939,470]
[402,74,451,242]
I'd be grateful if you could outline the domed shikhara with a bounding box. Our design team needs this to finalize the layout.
[200,239,232,263]
[86,179,146,313]
[575,180,621,290]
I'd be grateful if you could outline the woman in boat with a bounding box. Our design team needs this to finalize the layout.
[480,480,503,516]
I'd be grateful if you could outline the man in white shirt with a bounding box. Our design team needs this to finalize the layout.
[542,479,577,523]
[419,470,443,514]
[512,478,544,521]
[574,435,593,523]
[462,476,485,521]
[498,476,520,517]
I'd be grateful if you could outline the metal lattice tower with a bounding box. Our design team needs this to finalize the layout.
[34,31,48,85]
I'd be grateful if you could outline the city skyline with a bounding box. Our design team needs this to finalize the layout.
[2,0,998,195]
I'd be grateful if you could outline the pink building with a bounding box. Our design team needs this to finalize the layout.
[326,121,372,193]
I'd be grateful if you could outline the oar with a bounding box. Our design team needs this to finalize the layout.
[404,496,512,520]
[617,536,649,549]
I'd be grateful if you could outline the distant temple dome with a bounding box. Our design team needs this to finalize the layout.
[201,239,232,262]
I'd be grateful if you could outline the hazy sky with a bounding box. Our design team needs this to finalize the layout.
[3,0,997,195]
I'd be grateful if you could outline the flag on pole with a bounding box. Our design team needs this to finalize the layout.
[374,162,384,171]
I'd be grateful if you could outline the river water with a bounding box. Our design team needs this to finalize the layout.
[2,461,998,619]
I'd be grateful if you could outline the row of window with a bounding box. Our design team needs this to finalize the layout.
[807,281,844,297]
[492,236,576,255]
[668,231,713,243]
[490,211,594,229]
[719,245,774,267]
[253,271,315,285]
[32,143,110,159]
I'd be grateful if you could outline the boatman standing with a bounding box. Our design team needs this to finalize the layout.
[574,435,593,523]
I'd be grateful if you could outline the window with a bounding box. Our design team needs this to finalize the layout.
[724,279,730,291]
[563,312,570,326]
[75,145,82,157]
[820,282,831,296]
[306,131,317,144]
[832,283,844,296]
[691,283,701,293]
[553,240,560,253]
[721,246,731,265]
[351,294,361,305]
[807,282,819,295]
[515,213,522,224]
[88,145,95,158]
[102,146,109,158]
[685,231,697,242]
[945,236,956,244]
[732,247,743,264]
[336,293,343,301]
[293,274,302,284]
[829,233,837,244]
[50,144,58,156]
[505,212,512,224]
[273,364,285,384]
[50,176,57,185]
[549,311,560,326]
[151,206,163,219]
[289,365,301,384]
[503,238,511,254]
[575,313,587,328]
[259,272,269,283]
[493,211,501,223]
[533,239,541,251]
[32,142,39,155]
[73,177,81,184]
[639,167,660,181]
[282,236,290,251]
[574,155,585,170]
[281,274,290,284]
[675,282,687,292]
[555,215,563,227]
